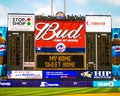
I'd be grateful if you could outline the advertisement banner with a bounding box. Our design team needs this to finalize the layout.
[8,13,35,31]
[112,28,120,77]
[0,27,7,77]
[61,81,92,87]
[23,62,35,67]
[36,53,85,70]
[93,81,120,87]
[35,20,85,52]
[43,70,77,79]
[12,80,40,87]
[86,15,111,32]
[79,71,112,79]
[0,80,13,87]
[7,71,42,79]
[40,81,60,87]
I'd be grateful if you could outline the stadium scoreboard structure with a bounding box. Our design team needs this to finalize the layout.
[1,13,120,87]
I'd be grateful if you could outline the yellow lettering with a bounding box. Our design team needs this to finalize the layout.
[45,62,61,68]
[49,56,57,61]
[62,62,75,68]
[58,56,71,61]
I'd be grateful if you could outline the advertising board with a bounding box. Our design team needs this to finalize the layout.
[23,62,35,67]
[35,20,85,52]
[61,81,92,87]
[43,70,77,79]
[7,71,42,79]
[112,28,120,77]
[86,15,111,32]
[12,80,40,87]
[79,71,112,79]
[0,80,12,87]
[93,81,120,87]
[8,13,35,31]
[0,27,7,76]
[40,81,60,87]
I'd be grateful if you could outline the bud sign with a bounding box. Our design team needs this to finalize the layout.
[35,20,85,52]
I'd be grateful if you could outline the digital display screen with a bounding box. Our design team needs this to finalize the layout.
[36,53,85,70]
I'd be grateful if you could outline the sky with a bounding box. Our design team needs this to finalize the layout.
[0,0,120,28]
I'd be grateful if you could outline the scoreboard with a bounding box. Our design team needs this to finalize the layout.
[36,53,85,70]
[35,18,86,70]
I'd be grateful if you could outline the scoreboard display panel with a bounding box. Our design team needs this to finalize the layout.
[35,19,86,70]
[35,53,85,70]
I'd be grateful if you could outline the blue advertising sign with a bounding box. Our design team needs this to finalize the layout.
[40,81,60,87]
[0,27,7,77]
[0,80,12,87]
[0,27,7,57]
[112,28,120,77]
[93,80,120,87]
[61,81,92,87]
[79,71,112,79]
[12,80,40,87]
[43,70,77,79]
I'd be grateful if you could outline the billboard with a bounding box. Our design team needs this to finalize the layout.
[0,80,13,87]
[8,13,35,31]
[79,71,112,79]
[112,28,120,77]
[61,81,92,87]
[35,20,85,52]
[0,27,7,76]
[12,80,41,87]
[93,81,120,87]
[86,15,111,32]
[43,70,77,79]
[7,71,42,79]
[40,81,60,87]
[23,62,35,67]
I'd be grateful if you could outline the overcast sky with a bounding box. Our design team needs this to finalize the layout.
[0,0,120,28]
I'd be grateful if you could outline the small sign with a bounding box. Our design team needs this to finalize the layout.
[56,12,65,19]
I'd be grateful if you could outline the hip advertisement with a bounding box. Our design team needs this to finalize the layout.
[35,20,85,53]
[79,70,112,80]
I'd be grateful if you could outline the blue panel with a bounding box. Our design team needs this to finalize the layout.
[43,70,77,79]
[93,80,120,87]
[36,48,85,52]
[0,80,13,87]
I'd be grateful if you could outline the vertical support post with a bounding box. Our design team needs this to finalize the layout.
[23,33,25,70]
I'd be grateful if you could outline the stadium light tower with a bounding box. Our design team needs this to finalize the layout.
[51,0,53,16]
[51,0,66,16]
[64,0,66,15]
